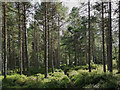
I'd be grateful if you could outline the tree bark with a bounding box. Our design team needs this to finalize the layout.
[85,32,88,64]
[44,2,48,78]
[88,0,91,72]
[22,16,25,74]
[118,1,120,72]
[102,2,106,72]
[57,16,60,68]
[108,1,112,72]
[18,3,23,75]
[0,2,2,75]
[51,10,54,73]
[3,1,7,79]
[12,38,15,73]
[23,3,30,76]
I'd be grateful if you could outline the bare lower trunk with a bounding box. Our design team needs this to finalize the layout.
[88,0,91,72]
[102,2,106,72]
[119,1,120,72]
[3,2,7,79]
[23,3,30,76]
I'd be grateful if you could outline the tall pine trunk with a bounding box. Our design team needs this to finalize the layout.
[88,0,91,72]
[3,2,7,79]
[0,2,2,75]
[44,2,48,78]
[51,10,54,73]
[57,16,60,68]
[102,2,106,72]
[22,16,25,74]
[108,1,112,72]
[18,3,23,75]
[118,1,120,72]
[23,3,30,76]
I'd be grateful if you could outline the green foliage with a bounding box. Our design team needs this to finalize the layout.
[2,70,71,88]
[68,70,120,88]
[60,63,97,74]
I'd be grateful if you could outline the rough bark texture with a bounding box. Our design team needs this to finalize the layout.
[3,2,7,79]
[0,2,2,75]
[119,1,120,72]
[22,16,25,74]
[44,2,48,78]
[102,2,106,72]
[88,1,91,72]
[51,10,54,73]
[23,3,30,76]
[57,16,60,68]
[108,1,112,72]
[18,3,23,75]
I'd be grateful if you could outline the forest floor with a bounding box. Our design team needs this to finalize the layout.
[1,64,120,88]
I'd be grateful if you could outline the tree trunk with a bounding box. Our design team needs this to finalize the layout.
[18,3,23,75]
[102,2,106,72]
[0,2,2,75]
[85,32,88,64]
[22,18,25,74]
[23,3,30,76]
[118,1,120,72]
[44,2,48,78]
[79,37,82,65]
[57,16,60,68]
[12,38,15,73]
[48,18,50,68]
[74,33,77,66]
[8,29,11,70]
[108,1,112,72]
[88,0,91,72]
[3,2,7,79]
[68,49,71,65]
[51,10,54,73]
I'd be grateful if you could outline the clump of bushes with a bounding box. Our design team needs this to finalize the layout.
[68,70,120,88]
[2,69,71,88]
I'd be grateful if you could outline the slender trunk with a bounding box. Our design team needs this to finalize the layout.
[108,1,112,72]
[79,42,82,65]
[74,33,77,66]
[92,34,95,63]
[51,11,54,73]
[85,32,88,64]
[119,1,120,72]
[22,18,25,74]
[69,49,71,65]
[36,32,39,68]
[18,3,23,75]
[8,30,11,70]
[102,2,106,72]
[12,39,15,73]
[23,3,30,76]
[88,0,91,72]
[57,16,60,68]
[0,2,2,75]
[44,2,48,78]
[3,2,7,79]
[48,18,50,68]
[104,4,109,70]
